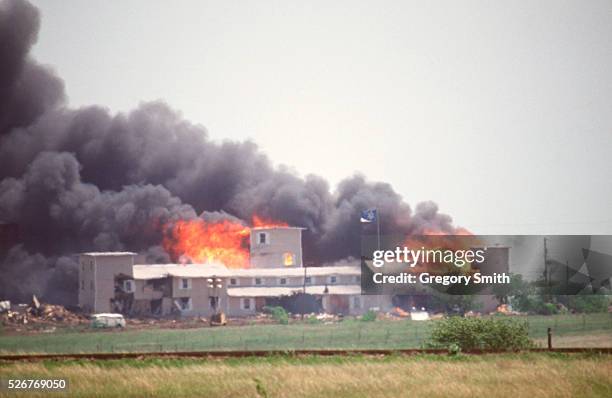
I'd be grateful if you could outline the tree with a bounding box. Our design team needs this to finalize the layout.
[492,273,530,306]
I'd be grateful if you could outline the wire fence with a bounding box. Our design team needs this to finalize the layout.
[0,313,610,354]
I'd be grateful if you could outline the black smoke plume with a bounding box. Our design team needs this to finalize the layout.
[0,0,461,305]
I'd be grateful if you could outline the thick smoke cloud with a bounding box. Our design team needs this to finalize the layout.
[0,0,461,304]
[0,0,64,135]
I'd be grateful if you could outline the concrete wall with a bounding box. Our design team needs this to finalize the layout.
[228,297,257,316]
[311,274,359,285]
[94,255,135,313]
[170,276,229,317]
[250,228,303,268]
[78,256,96,312]
[228,274,359,288]
[133,280,164,301]
[78,254,135,313]
[322,294,393,315]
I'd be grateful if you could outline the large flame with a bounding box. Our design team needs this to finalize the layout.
[401,227,477,273]
[252,215,289,229]
[163,215,288,268]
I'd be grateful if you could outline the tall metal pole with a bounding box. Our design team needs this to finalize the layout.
[302,265,307,320]
[544,238,548,286]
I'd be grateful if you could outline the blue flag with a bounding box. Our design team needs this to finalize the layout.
[360,209,377,223]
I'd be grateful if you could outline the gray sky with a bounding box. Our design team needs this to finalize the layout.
[30,0,612,234]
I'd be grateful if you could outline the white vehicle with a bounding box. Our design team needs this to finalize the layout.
[410,310,430,321]
[91,313,126,328]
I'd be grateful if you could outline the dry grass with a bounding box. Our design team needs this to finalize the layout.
[1,354,610,398]
[535,330,612,348]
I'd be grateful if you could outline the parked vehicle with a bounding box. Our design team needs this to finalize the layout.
[91,313,126,328]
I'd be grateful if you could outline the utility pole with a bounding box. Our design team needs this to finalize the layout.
[301,264,307,320]
[566,260,569,290]
[543,238,548,286]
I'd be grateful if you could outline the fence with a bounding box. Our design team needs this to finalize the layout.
[0,313,610,354]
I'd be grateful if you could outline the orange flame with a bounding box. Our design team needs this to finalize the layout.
[252,215,289,228]
[162,215,288,268]
[401,227,477,273]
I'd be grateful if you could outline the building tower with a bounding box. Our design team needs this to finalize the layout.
[249,227,305,268]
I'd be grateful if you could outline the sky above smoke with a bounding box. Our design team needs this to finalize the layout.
[0,0,460,304]
[29,0,612,237]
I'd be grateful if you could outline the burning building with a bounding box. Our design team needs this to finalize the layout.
[78,226,391,317]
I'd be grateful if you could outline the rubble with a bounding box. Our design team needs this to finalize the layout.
[494,304,521,316]
[0,297,87,329]
[315,313,338,322]
[390,307,410,317]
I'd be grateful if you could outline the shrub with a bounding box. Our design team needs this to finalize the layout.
[305,315,321,324]
[542,302,558,315]
[567,295,609,313]
[429,293,479,315]
[264,306,289,325]
[427,316,534,351]
[360,310,377,322]
[512,294,558,315]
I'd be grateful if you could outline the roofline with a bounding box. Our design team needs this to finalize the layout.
[251,226,307,230]
[80,252,138,256]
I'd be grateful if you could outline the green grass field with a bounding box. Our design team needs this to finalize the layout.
[0,314,610,354]
[0,353,610,397]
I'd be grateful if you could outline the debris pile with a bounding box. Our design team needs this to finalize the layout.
[390,307,410,317]
[495,304,521,316]
[0,296,87,326]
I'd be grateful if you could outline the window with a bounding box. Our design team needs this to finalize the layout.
[179,297,192,311]
[257,232,269,245]
[123,280,134,293]
[352,296,361,309]
[230,278,238,286]
[90,280,94,290]
[304,276,312,284]
[279,278,287,285]
[241,298,253,310]
[254,278,262,285]
[179,278,191,290]
[354,275,361,283]
[283,252,295,266]
[328,276,337,284]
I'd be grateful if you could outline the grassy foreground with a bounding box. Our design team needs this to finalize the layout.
[1,314,610,354]
[0,353,610,398]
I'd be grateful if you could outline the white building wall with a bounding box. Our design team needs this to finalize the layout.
[78,253,135,313]
[249,227,304,268]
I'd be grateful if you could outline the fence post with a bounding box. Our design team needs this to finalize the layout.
[547,327,552,350]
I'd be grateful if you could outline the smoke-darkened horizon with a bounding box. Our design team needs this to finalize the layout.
[0,0,462,304]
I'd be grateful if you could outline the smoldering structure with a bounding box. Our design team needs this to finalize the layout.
[0,0,462,305]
